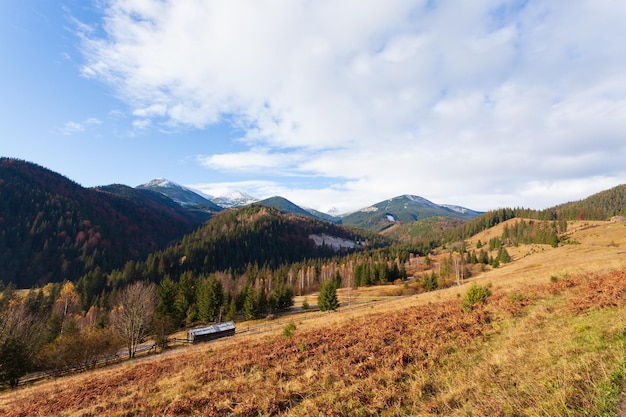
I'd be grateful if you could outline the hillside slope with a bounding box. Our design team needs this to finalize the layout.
[540,183,626,220]
[3,220,625,416]
[0,158,206,287]
[147,204,388,279]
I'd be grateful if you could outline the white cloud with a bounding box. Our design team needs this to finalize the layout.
[78,0,626,212]
[59,117,102,135]
[60,121,85,135]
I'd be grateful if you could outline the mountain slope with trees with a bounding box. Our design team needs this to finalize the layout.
[0,158,207,287]
[445,184,626,243]
[139,204,388,281]
[255,196,321,219]
[539,184,626,220]
[341,195,481,232]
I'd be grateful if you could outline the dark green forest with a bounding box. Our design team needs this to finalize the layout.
[0,158,207,288]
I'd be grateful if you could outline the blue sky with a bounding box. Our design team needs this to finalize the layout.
[2,1,626,214]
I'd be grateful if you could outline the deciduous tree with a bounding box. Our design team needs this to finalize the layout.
[110,281,157,359]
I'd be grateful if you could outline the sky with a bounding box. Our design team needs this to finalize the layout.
[2,1,626,214]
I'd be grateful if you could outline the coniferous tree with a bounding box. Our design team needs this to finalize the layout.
[175,271,196,324]
[156,276,178,323]
[225,297,237,321]
[243,288,258,320]
[318,280,339,312]
[497,247,511,264]
[423,271,438,291]
[197,276,224,322]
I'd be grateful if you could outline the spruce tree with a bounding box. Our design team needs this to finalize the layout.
[423,271,438,291]
[243,288,258,320]
[197,276,223,322]
[318,280,339,312]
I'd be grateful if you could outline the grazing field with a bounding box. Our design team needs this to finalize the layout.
[1,220,625,416]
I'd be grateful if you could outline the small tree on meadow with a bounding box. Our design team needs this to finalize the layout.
[461,283,492,311]
[318,280,339,312]
[423,271,438,291]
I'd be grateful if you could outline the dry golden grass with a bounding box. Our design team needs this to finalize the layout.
[1,220,625,416]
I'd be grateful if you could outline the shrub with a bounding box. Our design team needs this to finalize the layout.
[282,322,296,338]
[462,283,492,310]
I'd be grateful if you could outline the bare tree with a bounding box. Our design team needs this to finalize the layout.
[110,281,157,359]
[452,253,464,286]
[0,301,44,387]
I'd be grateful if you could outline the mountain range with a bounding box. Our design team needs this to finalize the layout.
[135,178,483,231]
[3,157,626,289]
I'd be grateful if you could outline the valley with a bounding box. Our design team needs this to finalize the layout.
[1,158,626,415]
[1,219,625,416]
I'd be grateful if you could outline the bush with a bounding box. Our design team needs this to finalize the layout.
[462,283,492,310]
[282,322,296,338]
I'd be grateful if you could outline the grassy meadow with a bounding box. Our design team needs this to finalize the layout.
[1,220,625,416]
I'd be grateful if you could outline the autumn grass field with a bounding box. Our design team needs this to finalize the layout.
[1,220,626,416]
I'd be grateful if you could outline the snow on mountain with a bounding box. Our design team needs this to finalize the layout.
[440,204,468,214]
[360,206,379,213]
[210,190,258,208]
[138,179,481,225]
[137,179,222,212]
[439,204,482,217]
[403,194,442,209]
[143,178,185,190]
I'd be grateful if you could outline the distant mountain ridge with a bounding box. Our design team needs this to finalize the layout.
[139,179,481,228]
[4,158,626,293]
[137,178,223,213]
[209,190,258,208]
[255,196,316,219]
[340,195,482,232]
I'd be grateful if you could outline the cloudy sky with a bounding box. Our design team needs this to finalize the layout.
[2,1,626,214]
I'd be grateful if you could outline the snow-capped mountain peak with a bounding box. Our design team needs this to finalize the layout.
[137,179,222,212]
[209,190,258,208]
[143,178,184,189]
[402,194,441,209]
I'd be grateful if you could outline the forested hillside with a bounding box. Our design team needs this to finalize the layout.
[146,205,385,278]
[381,216,468,244]
[255,196,323,220]
[98,205,394,328]
[0,159,206,287]
[539,184,626,220]
[446,184,626,243]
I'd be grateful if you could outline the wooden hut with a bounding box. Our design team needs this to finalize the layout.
[187,321,236,344]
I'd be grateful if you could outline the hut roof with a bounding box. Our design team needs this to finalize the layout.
[189,321,236,338]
